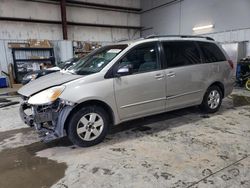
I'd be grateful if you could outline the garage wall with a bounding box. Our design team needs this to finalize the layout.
[0,0,140,41]
[141,0,250,43]
[0,0,140,76]
[141,0,181,36]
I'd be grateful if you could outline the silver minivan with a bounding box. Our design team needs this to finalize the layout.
[18,36,234,147]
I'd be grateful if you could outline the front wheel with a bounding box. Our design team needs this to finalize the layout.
[200,85,223,113]
[67,106,109,147]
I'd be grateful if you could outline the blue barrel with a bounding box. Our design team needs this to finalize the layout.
[0,76,8,88]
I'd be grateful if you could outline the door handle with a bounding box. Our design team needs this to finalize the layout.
[155,74,164,79]
[167,72,176,77]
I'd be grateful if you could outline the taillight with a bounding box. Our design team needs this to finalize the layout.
[227,60,234,69]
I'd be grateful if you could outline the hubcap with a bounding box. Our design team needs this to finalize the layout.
[208,90,220,109]
[76,113,104,141]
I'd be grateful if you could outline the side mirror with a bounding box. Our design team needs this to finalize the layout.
[116,65,131,77]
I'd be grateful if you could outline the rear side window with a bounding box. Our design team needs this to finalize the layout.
[162,41,201,68]
[198,42,226,63]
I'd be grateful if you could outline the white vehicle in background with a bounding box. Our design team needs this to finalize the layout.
[22,57,80,84]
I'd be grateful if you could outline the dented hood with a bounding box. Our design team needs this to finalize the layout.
[18,72,82,97]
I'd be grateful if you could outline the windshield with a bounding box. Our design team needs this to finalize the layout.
[68,45,127,75]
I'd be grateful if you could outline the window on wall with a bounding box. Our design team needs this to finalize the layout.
[197,42,226,63]
[119,42,160,74]
[162,41,201,68]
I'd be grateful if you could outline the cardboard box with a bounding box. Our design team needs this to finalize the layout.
[84,42,92,51]
[28,39,51,48]
[8,42,29,48]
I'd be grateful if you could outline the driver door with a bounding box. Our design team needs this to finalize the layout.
[113,42,166,121]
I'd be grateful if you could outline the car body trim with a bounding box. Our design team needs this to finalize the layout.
[120,97,166,109]
[166,90,203,100]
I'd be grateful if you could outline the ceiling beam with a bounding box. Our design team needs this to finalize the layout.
[66,0,141,12]
[23,0,141,13]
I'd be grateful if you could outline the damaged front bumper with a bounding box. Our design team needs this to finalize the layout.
[19,98,74,142]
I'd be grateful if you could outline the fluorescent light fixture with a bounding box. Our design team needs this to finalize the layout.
[193,24,214,31]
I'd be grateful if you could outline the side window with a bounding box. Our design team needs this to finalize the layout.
[162,41,201,68]
[119,42,160,74]
[198,42,226,63]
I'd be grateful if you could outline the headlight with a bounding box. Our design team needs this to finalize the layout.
[28,86,65,105]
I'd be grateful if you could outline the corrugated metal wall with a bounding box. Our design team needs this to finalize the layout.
[0,0,141,75]
[0,0,140,41]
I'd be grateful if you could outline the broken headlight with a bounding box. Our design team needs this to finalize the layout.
[28,86,65,105]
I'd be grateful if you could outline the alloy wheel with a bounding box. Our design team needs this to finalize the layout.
[208,90,220,109]
[76,113,104,141]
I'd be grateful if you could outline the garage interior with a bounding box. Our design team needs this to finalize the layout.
[0,0,250,187]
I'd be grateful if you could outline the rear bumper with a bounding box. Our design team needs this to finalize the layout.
[224,78,234,97]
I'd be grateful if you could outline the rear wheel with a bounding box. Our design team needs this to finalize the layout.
[67,106,109,147]
[200,85,222,113]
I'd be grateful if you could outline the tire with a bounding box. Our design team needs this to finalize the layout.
[67,106,109,147]
[245,79,250,91]
[200,85,223,113]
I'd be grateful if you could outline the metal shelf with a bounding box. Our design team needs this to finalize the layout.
[12,47,54,51]
[11,47,55,83]
[15,58,54,62]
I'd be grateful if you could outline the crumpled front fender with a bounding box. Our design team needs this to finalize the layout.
[55,105,74,137]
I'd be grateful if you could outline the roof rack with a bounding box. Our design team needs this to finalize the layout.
[145,35,215,41]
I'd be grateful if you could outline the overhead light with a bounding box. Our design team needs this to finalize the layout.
[193,24,214,31]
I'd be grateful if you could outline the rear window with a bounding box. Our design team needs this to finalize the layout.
[162,41,201,68]
[198,42,226,63]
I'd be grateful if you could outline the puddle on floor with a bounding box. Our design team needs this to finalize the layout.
[231,95,250,107]
[0,128,32,142]
[0,129,72,188]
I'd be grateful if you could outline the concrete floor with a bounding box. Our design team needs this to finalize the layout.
[0,89,249,188]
